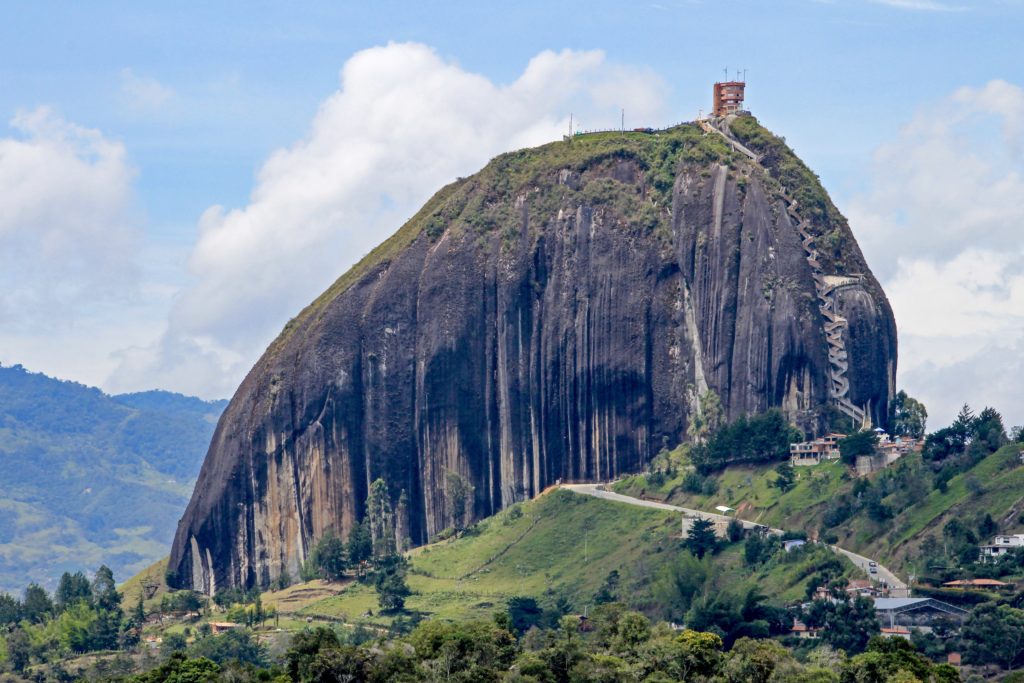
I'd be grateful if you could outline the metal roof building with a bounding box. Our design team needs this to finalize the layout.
[872,597,968,630]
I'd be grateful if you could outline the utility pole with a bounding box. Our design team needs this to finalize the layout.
[621,108,624,131]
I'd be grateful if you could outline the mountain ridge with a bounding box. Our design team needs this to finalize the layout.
[0,363,225,592]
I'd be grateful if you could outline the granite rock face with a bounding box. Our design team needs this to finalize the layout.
[169,120,896,592]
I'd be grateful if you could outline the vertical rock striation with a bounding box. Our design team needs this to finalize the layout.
[169,119,897,592]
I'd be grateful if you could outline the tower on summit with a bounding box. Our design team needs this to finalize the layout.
[712,80,745,116]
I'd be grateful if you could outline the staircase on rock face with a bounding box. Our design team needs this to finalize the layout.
[704,116,869,428]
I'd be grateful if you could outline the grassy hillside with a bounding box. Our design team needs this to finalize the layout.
[0,364,226,593]
[614,442,1024,579]
[218,489,858,632]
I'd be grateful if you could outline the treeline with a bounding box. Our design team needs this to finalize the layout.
[690,409,801,473]
[0,566,132,672]
[110,604,962,683]
[924,404,1010,491]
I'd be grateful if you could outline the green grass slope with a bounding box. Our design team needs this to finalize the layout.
[614,443,1024,578]
[263,489,855,630]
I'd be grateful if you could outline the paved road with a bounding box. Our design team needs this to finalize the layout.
[562,483,909,598]
[831,546,908,597]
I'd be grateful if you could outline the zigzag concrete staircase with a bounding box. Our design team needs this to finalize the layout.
[700,117,869,426]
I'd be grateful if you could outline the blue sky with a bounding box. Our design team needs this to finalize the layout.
[2,0,1023,428]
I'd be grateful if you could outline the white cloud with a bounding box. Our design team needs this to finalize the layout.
[0,107,139,332]
[847,80,1024,429]
[118,68,175,112]
[869,0,966,10]
[106,43,669,398]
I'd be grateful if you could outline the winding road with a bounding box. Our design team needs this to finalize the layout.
[562,483,908,598]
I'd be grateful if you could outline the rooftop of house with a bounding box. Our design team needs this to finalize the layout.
[943,578,1011,587]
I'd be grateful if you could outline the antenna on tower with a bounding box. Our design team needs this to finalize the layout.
[742,68,747,83]
[723,67,728,81]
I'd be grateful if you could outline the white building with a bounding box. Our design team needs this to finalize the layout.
[789,433,844,466]
[979,534,1024,561]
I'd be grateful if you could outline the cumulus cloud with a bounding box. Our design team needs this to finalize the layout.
[0,107,139,332]
[118,68,175,112]
[106,43,669,398]
[848,80,1024,428]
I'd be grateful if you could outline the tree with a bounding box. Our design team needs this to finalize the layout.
[691,410,801,473]
[610,611,650,657]
[889,391,928,439]
[133,593,146,627]
[978,512,998,539]
[685,517,718,559]
[55,571,93,612]
[839,431,878,466]
[161,632,188,658]
[374,557,411,613]
[821,596,878,654]
[507,596,545,635]
[727,518,745,543]
[744,533,779,567]
[963,603,1024,670]
[654,551,711,621]
[310,529,347,581]
[445,470,475,530]
[0,592,20,626]
[22,582,53,623]
[672,630,723,681]
[92,565,121,612]
[188,628,266,666]
[366,478,395,559]
[594,570,621,604]
[286,627,340,682]
[1012,425,1024,443]
[6,627,31,672]
[307,646,369,683]
[347,519,373,567]
[953,403,977,436]
[136,652,220,683]
[974,406,1008,452]
[718,637,796,683]
[89,565,124,650]
[774,462,796,493]
[539,615,586,683]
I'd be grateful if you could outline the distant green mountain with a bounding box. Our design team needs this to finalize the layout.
[0,364,225,593]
